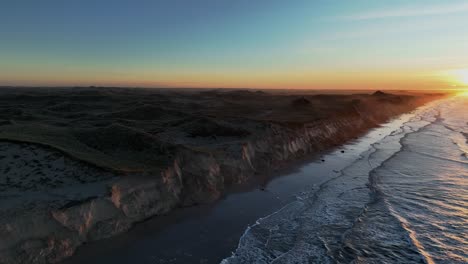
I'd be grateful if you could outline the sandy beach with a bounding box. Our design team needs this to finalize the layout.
[61,108,421,264]
[0,87,443,263]
[3,1,468,263]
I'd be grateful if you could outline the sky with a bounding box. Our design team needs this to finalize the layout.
[1,0,468,90]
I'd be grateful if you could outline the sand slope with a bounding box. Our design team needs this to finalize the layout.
[0,87,443,263]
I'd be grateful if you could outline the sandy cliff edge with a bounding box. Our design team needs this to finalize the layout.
[0,90,444,263]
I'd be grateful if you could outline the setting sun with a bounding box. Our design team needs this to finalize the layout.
[457,70,468,85]
[450,69,468,86]
[458,90,468,97]
[2,1,468,263]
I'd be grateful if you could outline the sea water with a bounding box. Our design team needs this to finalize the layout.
[223,96,467,264]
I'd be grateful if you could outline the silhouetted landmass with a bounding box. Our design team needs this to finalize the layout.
[0,87,444,264]
[372,90,387,96]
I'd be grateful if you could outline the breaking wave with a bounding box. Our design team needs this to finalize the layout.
[222,96,467,264]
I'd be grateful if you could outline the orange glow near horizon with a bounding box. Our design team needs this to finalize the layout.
[442,68,468,88]
[2,2,468,91]
[1,67,458,91]
[457,70,468,86]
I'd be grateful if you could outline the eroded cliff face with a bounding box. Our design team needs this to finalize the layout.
[0,99,433,264]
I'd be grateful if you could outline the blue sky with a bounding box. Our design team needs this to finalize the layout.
[1,0,468,89]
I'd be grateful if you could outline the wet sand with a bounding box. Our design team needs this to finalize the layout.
[61,109,420,264]
[0,87,444,263]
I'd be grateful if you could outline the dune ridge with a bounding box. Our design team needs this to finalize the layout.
[0,88,444,263]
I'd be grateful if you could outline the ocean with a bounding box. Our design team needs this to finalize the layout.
[223,96,467,264]
[62,96,467,264]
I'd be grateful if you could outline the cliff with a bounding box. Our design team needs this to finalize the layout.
[0,88,443,263]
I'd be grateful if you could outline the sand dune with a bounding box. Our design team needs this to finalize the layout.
[0,87,444,263]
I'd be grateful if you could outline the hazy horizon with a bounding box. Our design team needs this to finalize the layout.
[2,1,468,91]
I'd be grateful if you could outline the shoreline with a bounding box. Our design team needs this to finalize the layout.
[0,89,445,263]
[62,145,357,264]
[61,102,434,264]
